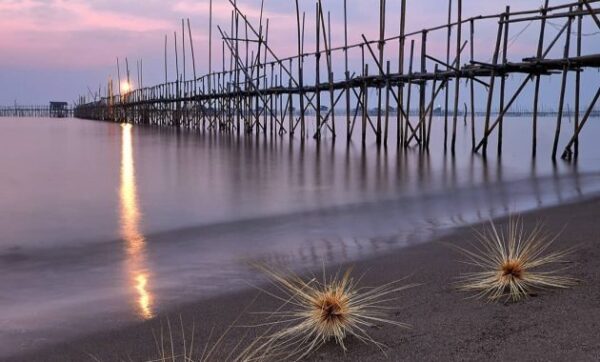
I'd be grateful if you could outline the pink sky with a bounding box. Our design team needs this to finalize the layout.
[0,0,598,104]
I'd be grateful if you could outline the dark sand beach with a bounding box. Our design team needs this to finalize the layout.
[8,197,600,362]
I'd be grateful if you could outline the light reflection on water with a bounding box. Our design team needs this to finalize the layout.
[119,123,153,320]
[0,115,599,357]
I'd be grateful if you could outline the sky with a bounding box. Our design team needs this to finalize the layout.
[0,0,598,107]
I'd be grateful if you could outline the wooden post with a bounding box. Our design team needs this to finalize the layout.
[469,19,475,150]
[420,30,427,149]
[289,65,294,137]
[187,19,197,81]
[561,86,600,159]
[294,0,305,139]
[450,0,462,154]
[254,9,263,134]
[552,9,573,160]
[385,60,391,145]
[532,0,550,158]
[187,18,197,127]
[117,57,122,99]
[376,0,386,145]
[498,6,510,156]
[270,64,275,135]
[363,64,369,145]
[173,32,180,126]
[427,64,439,147]
[404,40,415,147]
[125,57,131,90]
[235,8,240,135]
[140,59,143,90]
[263,18,269,135]
[397,0,406,148]
[481,14,504,154]
[344,0,351,142]
[327,11,336,139]
[315,2,322,139]
[208,0,213,130]
[444,0,453,151]
[574,0,583,158]
[182,19,186,83]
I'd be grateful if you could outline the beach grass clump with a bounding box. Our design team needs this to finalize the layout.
[456,217,577,302]
[244,264,417,361]
[146,315,251,362]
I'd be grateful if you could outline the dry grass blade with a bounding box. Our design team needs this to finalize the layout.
[147,293,261,362]
[242,263,417,361]
[455,217,577,302]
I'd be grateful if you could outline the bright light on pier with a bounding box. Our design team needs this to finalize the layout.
[121,81,132,93]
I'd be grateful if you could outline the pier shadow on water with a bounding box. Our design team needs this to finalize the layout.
[0,115,599,357]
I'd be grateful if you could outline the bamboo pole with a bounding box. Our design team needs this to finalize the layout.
[187,19,197,81]
[450,0,462,154]
[404,40,415,147]
[362,63,369,145]
[344,0,351,142]
[561,86,600,159]
[498,6,510,156]
[234,7,240,135]
[182,19,186,83]
[444,0,453,152]
[552,9,573,160]
[173,32,180,126]
[116,57,122,99]
[469,19,475,151]
[327,10,336,139]
[397,0,406,148]
[376,0,386,145]
[125,57,130,89]
[427,64,439,147]
[289,61,294,137]
[532,0,550,158]
[208,0,213,129]
[420,30,427,149]
[481,15,504,155]
[574,0,583,158]
[295,0,305,139]
[140,59,143,90]
[314,2,322,139]
[263,17,270,135]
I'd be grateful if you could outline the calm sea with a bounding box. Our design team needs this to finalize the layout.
[1,115,599,356]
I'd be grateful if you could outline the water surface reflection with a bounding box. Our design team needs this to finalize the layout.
[119,124,153,319]
[0,116,599,358]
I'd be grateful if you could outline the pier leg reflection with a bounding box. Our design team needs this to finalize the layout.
[119,124,153,319]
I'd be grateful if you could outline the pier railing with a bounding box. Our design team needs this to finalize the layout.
[74,0,600,161]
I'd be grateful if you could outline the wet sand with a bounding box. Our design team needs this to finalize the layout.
[7,196,600,361]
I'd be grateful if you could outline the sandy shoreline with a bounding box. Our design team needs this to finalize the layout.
[8,196,600,361]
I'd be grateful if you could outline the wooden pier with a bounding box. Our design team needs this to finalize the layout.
[74,0,600,161]
[1,102,73,118]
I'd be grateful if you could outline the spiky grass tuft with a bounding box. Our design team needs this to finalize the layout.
[456,217,577,302]
[146,315,257,362]
[244,264,417,361]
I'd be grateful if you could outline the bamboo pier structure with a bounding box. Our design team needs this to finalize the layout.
[0,104,73,118]
[74,0,600,161]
